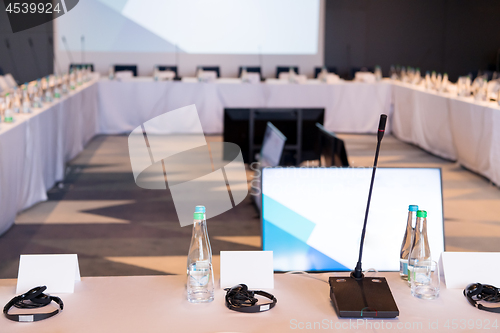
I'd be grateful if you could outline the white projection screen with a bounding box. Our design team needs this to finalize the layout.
[54,0,324,77]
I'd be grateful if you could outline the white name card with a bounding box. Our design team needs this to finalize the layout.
[17,254,81,294]
[441,252,500,289]
[220,251,274,289]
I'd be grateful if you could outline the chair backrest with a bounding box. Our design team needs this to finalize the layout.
[276,66,298,78]
[114,65,138,77]
[238,66,261,77]
[200,66,220,78]
[156,65,178,77]
[314,66,338,78]
[350,66,373,79]
[316,123,349,167]
[69,63,95,72]
[0,67,4,75]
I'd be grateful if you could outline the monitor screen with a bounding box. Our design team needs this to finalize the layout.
[260,122,286,167]
[262,167,444,272]
[56,0,320,54]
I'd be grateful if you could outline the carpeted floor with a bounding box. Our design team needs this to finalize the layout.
[0,133,499,278]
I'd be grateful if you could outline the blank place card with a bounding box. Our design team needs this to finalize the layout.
[220,251,274,289]
[441,252,500,289]
[17,254,81,294]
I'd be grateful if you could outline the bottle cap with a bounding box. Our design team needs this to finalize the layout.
[193,212,204,220]
[195,206,206,213]
[417,210,427,218]
[409,205,418,212]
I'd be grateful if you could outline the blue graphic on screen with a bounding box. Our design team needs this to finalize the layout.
[263,195,349,271]
[262,167,445,272]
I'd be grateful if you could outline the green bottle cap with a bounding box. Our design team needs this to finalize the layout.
[193,212,204,220]
[417,210,427,218]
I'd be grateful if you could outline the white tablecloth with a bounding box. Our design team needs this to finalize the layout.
[392,83,457,160]
[0,80,98,235]
[96,79,393,135]
[0,273,497,333]
[392,81,500,185]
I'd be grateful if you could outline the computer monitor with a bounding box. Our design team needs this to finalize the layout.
[223,108,324,164]
[316,123,349,167]
[262,167,444,272]
[260,122,287,167]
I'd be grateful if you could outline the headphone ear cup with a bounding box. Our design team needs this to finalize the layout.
[31,294,51,306]
[23,286,47,301]
[467,283,482,297]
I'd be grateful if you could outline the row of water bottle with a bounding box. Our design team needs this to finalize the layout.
[0,68,92,125]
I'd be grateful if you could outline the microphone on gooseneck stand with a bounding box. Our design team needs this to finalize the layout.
[61,36,74,65]
[28,38,43,78]
[5,39,21,83]
[352,114,387,280]
[329,114,399,319]
[48,36,62,75]
[81,35,85,63]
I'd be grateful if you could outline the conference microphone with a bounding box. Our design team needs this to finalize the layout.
[81,35,85,63]
[28,37,43,78]
[61,36,74,64]
[329,114,399,318]
[48,36,62,75]
[352,114,387,279]
[4,39,21,83]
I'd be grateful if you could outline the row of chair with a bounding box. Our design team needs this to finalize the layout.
[69,63,340,79]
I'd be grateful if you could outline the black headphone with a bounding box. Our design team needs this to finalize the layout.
[3,286,64,322]
[224,284,277,313]
[463,283,500,313]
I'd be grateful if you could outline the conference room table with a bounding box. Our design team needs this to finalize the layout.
[391,81,500,186]
[0,273,496,333]
[0,78,99,235]
[96,77,393,135]
[2,76,500,236]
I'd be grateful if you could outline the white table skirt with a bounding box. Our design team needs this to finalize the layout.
[0,80,99,235]
[392,81,500,185]
[392,83,457,160]
[97,79,393,135]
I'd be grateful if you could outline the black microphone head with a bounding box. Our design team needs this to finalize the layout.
[378,114,387,131]
[377,114,387,141]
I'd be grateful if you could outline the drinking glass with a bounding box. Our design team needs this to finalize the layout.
[410,260,440,300]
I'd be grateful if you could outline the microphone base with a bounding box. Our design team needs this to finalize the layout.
[329,276,399,318]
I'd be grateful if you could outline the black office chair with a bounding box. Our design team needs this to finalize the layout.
[314,66,338,78]
[238,66,261,77]
[276,66,298,78]
[156,65,178,77]
[316,123,349,167]
[69,63,94,72]
[114,65,138,77]
[199,66,220,78]
[350,67,373,79]
[0,67,4,75]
